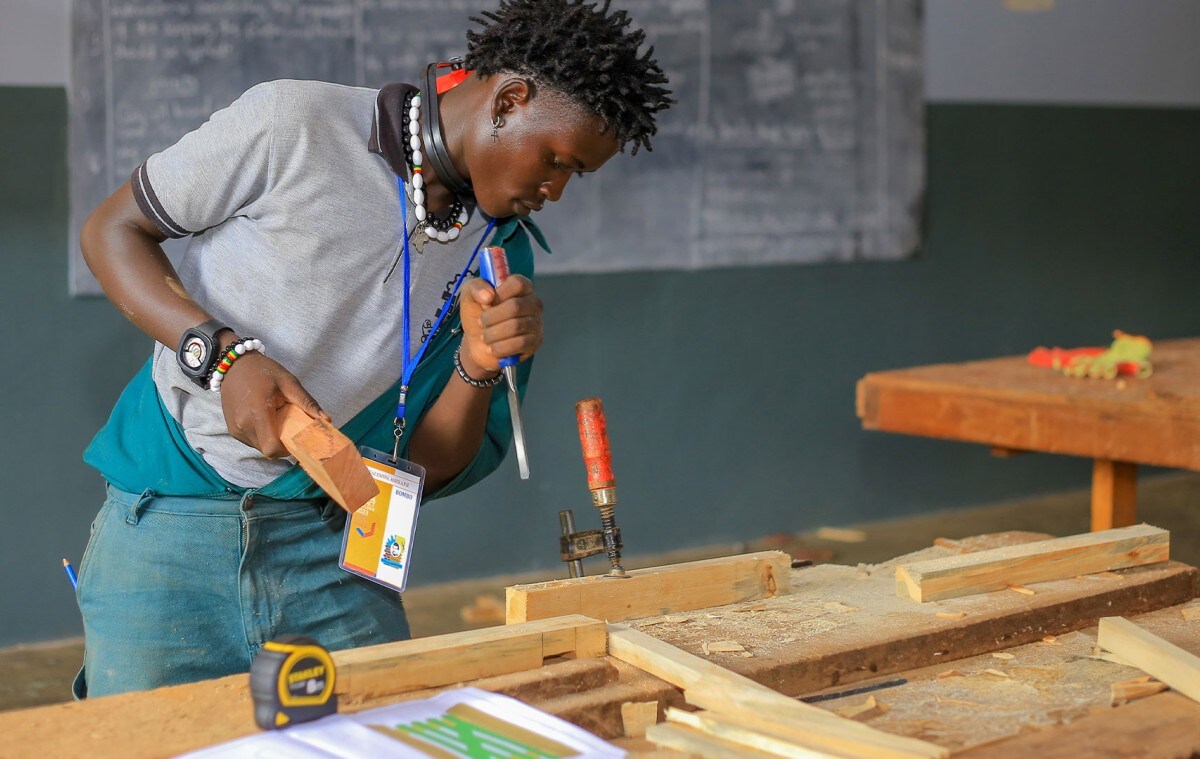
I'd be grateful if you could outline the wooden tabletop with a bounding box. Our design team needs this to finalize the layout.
[857,337,1200,471]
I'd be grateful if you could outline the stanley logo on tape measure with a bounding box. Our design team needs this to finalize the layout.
[249,635,338,729]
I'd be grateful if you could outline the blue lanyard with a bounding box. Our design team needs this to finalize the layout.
[393,175,496,456]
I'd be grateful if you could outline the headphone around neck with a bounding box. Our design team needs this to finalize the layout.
[420,60,475,199]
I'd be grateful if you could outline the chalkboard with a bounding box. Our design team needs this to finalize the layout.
[69,0,924,295]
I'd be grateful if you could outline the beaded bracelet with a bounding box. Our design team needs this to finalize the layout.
[453,346,503,389]
[208,337,265,392]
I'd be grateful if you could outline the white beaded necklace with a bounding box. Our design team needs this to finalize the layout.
[403,92,470,244]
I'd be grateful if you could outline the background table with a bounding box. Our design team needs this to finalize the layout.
[857,337,1200,531]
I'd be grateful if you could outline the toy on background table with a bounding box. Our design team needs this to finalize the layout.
[1028,330,1153,380]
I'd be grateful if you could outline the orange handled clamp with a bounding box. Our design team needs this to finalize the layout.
[576,398,615,492]
[574,399,626,577]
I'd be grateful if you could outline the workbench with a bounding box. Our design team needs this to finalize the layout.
[3,532,1197,758]
[856,337,1200,531]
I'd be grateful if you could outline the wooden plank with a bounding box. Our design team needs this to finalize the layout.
[346,650,622,712]
[894,524,1169,603]
[855,338,1200,471]
[608,625,947,759]
[1097,616,1200,703]
[334,614,606,698]
[956,692,1200,759]
[0,617,608,759]
[666,707,844,758]
[279,403,377,511]
[506,551,791,624]
[643,560,1197,700]
[646,722,779,759]
[1091,459,1138,531]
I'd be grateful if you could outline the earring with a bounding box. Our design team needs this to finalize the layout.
[491,115,502,143]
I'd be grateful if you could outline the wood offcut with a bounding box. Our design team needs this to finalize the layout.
[279,404,377,511]
[1097,616,1200,703]
[895,524,1169,603]
[506,551,791,624]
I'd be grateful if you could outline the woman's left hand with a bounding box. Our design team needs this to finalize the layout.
[458,274,544,377]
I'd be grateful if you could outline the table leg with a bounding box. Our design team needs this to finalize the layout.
[1091,459,1138,531]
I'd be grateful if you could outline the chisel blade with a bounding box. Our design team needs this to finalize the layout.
[504,366,529,479]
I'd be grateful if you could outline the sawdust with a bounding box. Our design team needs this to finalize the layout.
[802,604,1199,752]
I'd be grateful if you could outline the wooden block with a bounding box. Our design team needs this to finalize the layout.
[333,614,605,699]
[506,551,791,624]
[895,524,1169,603]
[1097,616,1200,703]
[608,624,947,758]
[667,708,841,758]
[646,722,779,759]
[279,404,377,511]
[620,701,659,738]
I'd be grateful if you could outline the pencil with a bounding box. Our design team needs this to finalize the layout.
[62,558,78,590]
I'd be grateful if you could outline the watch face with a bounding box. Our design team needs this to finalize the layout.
[181,335,208,370]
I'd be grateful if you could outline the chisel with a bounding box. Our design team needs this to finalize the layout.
[478,246,530,479]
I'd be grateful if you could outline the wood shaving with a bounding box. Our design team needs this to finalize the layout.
[936,670,963,679]
[734,603,771,613]
[935,611,966,619]
[982,668,1011,678]
[703,641,745,654]
[991,652,1015,661]
[1110,678,1167,706]
[1007,584,1036,595]
[1181,606,1200,622]
[1040,635,1060,645]
[823,601,858,614]
[832,694,889,719]
[635,615,692,627]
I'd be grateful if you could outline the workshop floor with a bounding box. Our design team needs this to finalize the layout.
[3,473,1197,714]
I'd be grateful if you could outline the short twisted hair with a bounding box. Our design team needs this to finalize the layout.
[465,0,674,154]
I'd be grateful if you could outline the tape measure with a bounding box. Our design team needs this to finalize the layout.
[249,635,338,730]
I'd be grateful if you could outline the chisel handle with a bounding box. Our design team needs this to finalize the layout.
[576,398,615,491]
[478,246,518,369]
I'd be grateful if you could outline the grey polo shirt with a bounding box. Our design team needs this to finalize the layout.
[130,79,489,488]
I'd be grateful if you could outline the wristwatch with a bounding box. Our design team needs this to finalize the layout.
[177,318,229,388]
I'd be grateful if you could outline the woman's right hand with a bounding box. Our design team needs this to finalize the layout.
[216,347,329,458]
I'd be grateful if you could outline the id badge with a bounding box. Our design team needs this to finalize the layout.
[339,447,425,593]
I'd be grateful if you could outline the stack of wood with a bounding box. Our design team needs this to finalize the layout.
[608,625,948,758]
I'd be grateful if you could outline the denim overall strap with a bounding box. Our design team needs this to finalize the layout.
[124,488,156,526]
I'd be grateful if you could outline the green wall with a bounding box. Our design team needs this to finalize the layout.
[2,86,1197,646]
